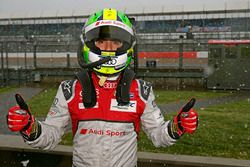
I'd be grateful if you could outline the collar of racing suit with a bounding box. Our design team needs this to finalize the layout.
[83,69,134,106]
[93,72,121,89]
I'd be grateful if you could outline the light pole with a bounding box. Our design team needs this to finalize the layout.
[33,41,37,69]
[0,42,4,86]
[179,35,184,70]
[5,42,9,86]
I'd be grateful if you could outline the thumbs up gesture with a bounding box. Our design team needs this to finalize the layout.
[7,94,35,138]
[173,98,198,137]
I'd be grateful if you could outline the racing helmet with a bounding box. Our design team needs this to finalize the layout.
[79,8,136,75]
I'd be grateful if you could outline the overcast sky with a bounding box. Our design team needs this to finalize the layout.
[0,0,249,18]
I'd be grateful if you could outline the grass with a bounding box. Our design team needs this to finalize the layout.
[27,87,58,117]
[27,87,250,160]
[0,86,17,94]
[138,98,250,160]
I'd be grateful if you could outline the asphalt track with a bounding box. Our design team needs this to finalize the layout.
[159,91,250,114]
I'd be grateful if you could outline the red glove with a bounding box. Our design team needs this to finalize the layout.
[174,108,198,136]
[7,105,35,135]
[8,94,41,141]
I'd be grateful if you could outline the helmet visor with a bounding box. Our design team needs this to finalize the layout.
[84,26,134,51]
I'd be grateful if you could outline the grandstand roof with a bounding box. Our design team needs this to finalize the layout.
[0,0,249,19]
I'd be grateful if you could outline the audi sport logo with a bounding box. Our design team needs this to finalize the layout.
[95,22,100,26]
[80,128,126,137]
[94,20,126,28]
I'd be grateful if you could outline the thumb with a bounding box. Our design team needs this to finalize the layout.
[181,98,196,113]
[15,94,31,116]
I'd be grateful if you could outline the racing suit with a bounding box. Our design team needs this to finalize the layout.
[24,72,177,167]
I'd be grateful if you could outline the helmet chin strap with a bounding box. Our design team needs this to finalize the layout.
[81,56,118,87]
[80,56,111,69]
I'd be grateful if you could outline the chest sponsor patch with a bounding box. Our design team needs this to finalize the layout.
[110,99,137,112]
[80,128,126,137]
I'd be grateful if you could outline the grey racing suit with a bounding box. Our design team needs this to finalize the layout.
[24,73,177,167]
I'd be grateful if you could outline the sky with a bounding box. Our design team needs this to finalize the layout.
[0,0,249,19]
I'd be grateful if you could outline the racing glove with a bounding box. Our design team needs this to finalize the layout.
[168,98,198,139]
[7,94,41,141]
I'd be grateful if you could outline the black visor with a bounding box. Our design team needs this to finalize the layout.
[84,26,134,53]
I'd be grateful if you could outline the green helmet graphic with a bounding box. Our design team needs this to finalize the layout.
[79,8,136,75]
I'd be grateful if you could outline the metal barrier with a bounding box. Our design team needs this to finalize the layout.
[0,135,249,167]
[0,39,208,86]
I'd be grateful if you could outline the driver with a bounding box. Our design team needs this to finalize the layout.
[7,8,198,167]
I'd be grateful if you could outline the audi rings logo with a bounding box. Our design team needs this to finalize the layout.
[105,59,117,65]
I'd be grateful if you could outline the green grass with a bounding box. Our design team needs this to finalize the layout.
[61,132,73,145]
[27,87,250,159]
[27,88,58,117]
[138,98,250,160]
[0,86,17,94]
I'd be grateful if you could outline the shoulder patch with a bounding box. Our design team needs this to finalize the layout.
[61,80,75,101]
[138,79,152,101]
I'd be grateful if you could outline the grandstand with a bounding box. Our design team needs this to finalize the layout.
[0,10,249,41]
[0,8,250,88]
